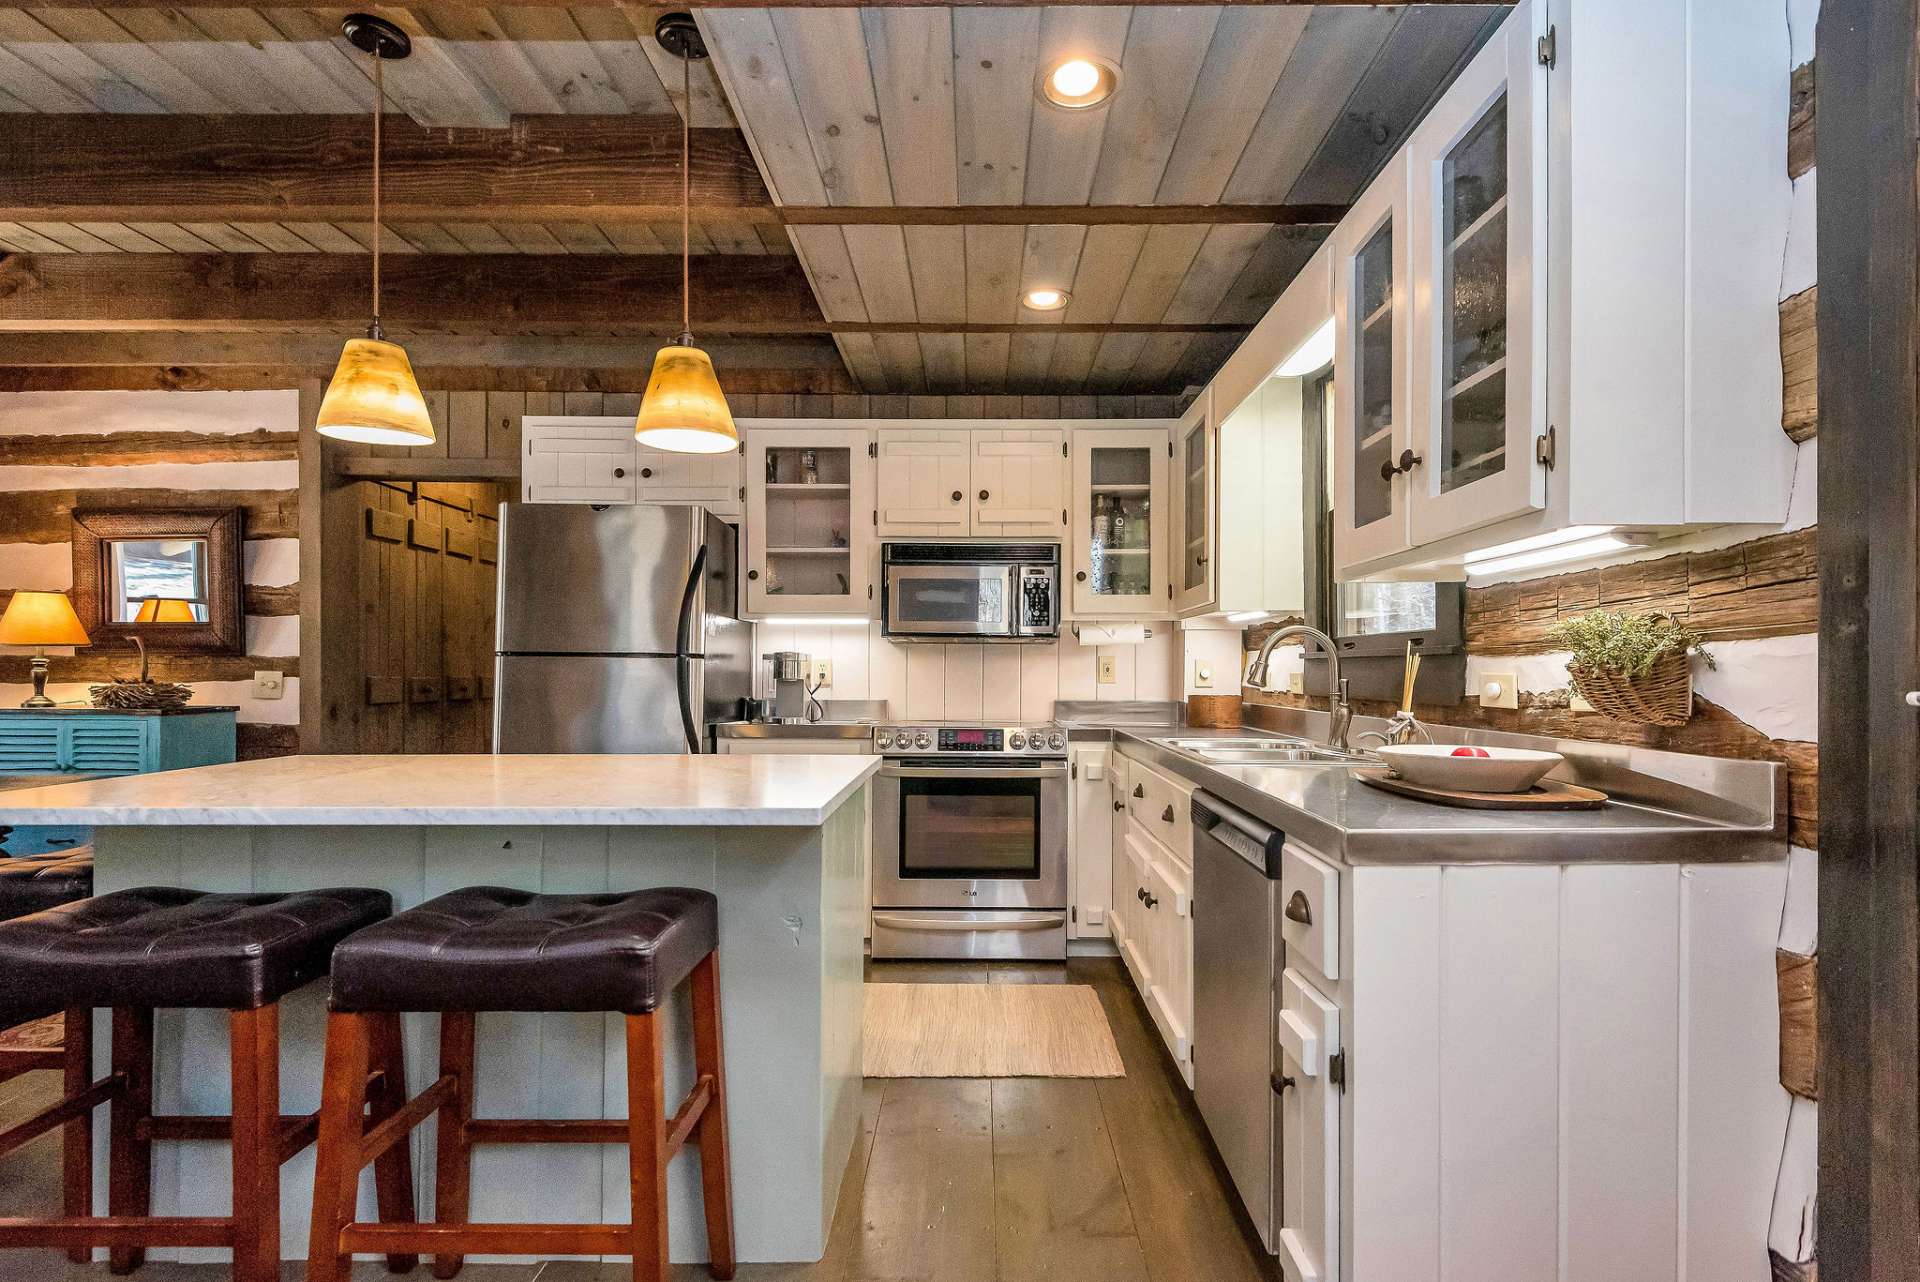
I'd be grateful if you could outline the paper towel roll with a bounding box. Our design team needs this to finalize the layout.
[1073,623,1150,647]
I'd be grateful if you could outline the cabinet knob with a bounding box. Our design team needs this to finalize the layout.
[979,489,990,501]
[1076,571,1088,583]
[1113,800,1124,812]
[952,490,963,502]
[747,569,760,582]
[613,468,626,478]
[1195,554,1208,566]
[641,467,653,479]
[1161,804,1175,823]
[1378,449,1424,482]
[1132,784,1144,798]
[1144,892,1159,910]
[1272,1073,1296,1095]
[1136,887,1148,903]
[1284,890,1312,926]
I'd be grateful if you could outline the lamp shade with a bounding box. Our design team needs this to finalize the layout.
[316,337,436,446]
[634,344,738,454]
[133,597,198,623]
[0,591,90,646]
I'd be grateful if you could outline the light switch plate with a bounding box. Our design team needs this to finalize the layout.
[251,670,285,700]
[1097,656,1118,684]
[1479,672,1519,709]
[810,658,831,688]
[1287,670,1305,695]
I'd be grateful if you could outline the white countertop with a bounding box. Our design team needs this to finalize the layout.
[0,753,881,827]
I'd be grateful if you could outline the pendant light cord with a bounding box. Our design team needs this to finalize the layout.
[682,52,692,341]
[372,51,384,331]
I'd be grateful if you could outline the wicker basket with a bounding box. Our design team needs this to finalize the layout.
[1568,651,1693,726]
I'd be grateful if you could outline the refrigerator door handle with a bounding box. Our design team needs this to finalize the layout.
[677,655,700,754]
[676,541,708,657]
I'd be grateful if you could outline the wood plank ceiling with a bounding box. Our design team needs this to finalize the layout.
[0,3,1505,397]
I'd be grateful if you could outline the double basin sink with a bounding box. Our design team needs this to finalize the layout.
[1159,734,1374,767]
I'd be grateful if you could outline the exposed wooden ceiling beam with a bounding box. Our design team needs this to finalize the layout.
[76,0,1507,8]
[0,333,847,370]
[0,115,1343,229]
[0,365,862,395]
[0,253,1249,337]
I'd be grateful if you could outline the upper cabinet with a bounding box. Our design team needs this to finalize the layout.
[1325,0,1794,579]
[522,417,741,515]
[743,425,876,616]
[1070,428,1169,619]
[875,425,1067,539]
[1172,394,1216,616]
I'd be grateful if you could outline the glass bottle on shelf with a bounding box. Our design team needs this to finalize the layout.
[801,450,819,485]
[765,451,779,483]
[1111,497,1129,554]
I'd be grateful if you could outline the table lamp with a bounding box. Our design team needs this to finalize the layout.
[0,591,91,708]
[133,597,198,623]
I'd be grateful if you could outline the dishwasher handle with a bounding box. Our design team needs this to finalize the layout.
[1192,790,1285,878]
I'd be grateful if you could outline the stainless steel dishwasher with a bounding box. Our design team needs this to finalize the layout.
[1191,790,1284,1253]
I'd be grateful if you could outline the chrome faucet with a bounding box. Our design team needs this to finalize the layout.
[1246,624,1353,752]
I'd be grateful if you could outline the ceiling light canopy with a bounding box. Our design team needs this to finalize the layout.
[1023,287,1070,311]
[1040,56,1119,110]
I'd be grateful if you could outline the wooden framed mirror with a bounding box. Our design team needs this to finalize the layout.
[70,508,245,654]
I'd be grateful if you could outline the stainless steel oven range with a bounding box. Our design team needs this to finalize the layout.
[869,722,1070,960]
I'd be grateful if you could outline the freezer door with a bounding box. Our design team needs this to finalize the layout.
[494,654,690,753]
[496,503,697,655]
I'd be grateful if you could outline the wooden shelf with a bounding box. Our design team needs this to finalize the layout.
[1448,191,1509,255]
[1095,546,1151,556]
[332,456,519,481]
[766,546,852,556]
[765,483,850,493]
[1447,356,1507,400]
[1358,424,1393,451]
[1362,297,1392,331]
[1092,483,1152,495]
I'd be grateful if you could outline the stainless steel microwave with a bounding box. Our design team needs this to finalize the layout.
[880,543,1060,642]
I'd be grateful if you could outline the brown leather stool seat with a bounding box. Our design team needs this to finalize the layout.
[0,886,391,1013]
[0,850,93,923]
[329,885,720,1014]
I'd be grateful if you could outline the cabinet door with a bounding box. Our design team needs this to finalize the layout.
[1145,848,1193,1084]
[1277,968,1342,1282]
[745,428,876,616]
[1071,429,1170,618]
[1068,746,1112,939]
[1405,0,1547,544]
[1331,160,1412,570]
[1120,829,1157,992]
[0,719,63,773]
[876,429,971,536]
[636,441,742,515]
[65,720,149,774]
[971,428,1068,537]
[522,419,637,504]
[1173,394,1217,615]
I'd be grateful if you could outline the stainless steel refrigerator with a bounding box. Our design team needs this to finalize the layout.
[493,503,752,753]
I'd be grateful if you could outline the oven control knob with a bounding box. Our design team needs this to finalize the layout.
[1047,731,1065,750]
[1028,729,1047,750]
[914,732,932,749]
[875,732,892,750]
[1009,732,1027,750]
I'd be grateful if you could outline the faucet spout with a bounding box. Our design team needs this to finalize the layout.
[1245,623,1352,752]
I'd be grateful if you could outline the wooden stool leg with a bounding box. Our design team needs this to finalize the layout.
[228,1004,281,1282]
[106,1006,152,1276]
[690,952,736,1280]
[624,1011,671,1282]
[367,1011,418,1273]
[307,1012,372,1282]
[60,1006,92,1265]
[431,1011,476,1281]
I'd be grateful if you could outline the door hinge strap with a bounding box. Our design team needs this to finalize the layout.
[868,441,877,457]
[1327,1049,1348,1092]
[1535,425,1557,471]
[1537,24,1557,68]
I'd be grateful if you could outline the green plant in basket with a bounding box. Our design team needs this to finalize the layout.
[1547,610,1715,677]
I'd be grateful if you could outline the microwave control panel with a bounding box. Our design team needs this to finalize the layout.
[1017,566,1057,631]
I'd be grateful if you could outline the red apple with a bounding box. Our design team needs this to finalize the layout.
[1451,746,1491,758]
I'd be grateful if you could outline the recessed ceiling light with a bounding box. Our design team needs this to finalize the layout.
[1039,56,1118,110]
[1023,287,1070,311]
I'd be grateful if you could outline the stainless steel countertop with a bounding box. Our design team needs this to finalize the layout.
[1088,709,1787,866]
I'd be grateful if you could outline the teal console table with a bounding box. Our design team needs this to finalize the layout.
[0,707,237,853]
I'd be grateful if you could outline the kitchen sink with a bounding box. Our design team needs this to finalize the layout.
[1160,737,1375,767]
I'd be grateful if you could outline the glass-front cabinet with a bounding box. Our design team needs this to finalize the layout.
[1331,159,1411,569]
[743,426,876,616]
[1172,393,1216,615]
[1070,428,1169,619]
[1404,1,1545,545]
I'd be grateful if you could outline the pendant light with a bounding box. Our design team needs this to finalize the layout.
[316,14,435,447]
[634,13,739,456]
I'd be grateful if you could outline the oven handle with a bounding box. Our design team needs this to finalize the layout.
[879,763,1069,780]
[871,912,1067,932]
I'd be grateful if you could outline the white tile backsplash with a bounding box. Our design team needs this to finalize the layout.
[753,621,1179,721]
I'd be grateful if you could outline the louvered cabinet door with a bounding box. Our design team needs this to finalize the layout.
[0,719,63,773]
[65,720,151,774]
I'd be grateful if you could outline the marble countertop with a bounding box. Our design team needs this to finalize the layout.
[0,754,881,827]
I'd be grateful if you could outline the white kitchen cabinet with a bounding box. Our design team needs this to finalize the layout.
[1276,967,1342,1282]
[743,425,877,617]
[1109,753,1134,956]
[1328,0,1794,578]
[1142,845,1193,1085]
[522,419,638,504]
[875,428,972,536]
[635,440,742,516]
[1113,746,1195,1086]
[970,427,1068,537]
[1068,744,1113,940]
[1070,428,1170,619]
[1172,393,1216,615]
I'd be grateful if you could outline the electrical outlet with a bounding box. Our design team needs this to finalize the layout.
[1479,672,1519,709]
[1193,660,1214,690]
[1097,655,1118,684]
[810,658,832,688]
[251,670,285,700]
[1287,670,1305,695]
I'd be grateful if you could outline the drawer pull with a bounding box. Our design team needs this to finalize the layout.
[952,490,963,502]
[1284,890,1312,926]
[641,467,653,478]
[1132,783,1144,799]
[1161,804,1175,823]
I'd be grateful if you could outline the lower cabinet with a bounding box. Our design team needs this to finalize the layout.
[1068,744,1112,940]
[1112,747,1195,1088]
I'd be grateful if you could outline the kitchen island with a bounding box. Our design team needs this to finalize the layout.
[0,753,877,1267]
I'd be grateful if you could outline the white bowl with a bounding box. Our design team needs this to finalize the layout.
[1374,744,1565,794]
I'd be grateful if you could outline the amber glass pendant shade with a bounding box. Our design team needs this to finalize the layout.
[635,344,739,454]
[133,597,198,623]
[316,337,436,446]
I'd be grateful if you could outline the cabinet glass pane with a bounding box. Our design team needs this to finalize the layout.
[1089,446,1153,598]
[1182,427,1207,591]
[763,445,853,597]
[1351,219,1395,530]
[1440,93,1510,495]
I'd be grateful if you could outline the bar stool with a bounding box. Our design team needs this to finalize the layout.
[308,885,735,1282]
[0,847,95,1261]
[0,885,404,1281]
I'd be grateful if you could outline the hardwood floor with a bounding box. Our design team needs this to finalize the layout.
[0,957,1275,1282]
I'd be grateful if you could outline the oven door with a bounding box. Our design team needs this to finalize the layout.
[884,564,1018,638]
[872,760,1069,910]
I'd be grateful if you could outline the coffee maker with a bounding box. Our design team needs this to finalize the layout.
[769,650,811,721]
